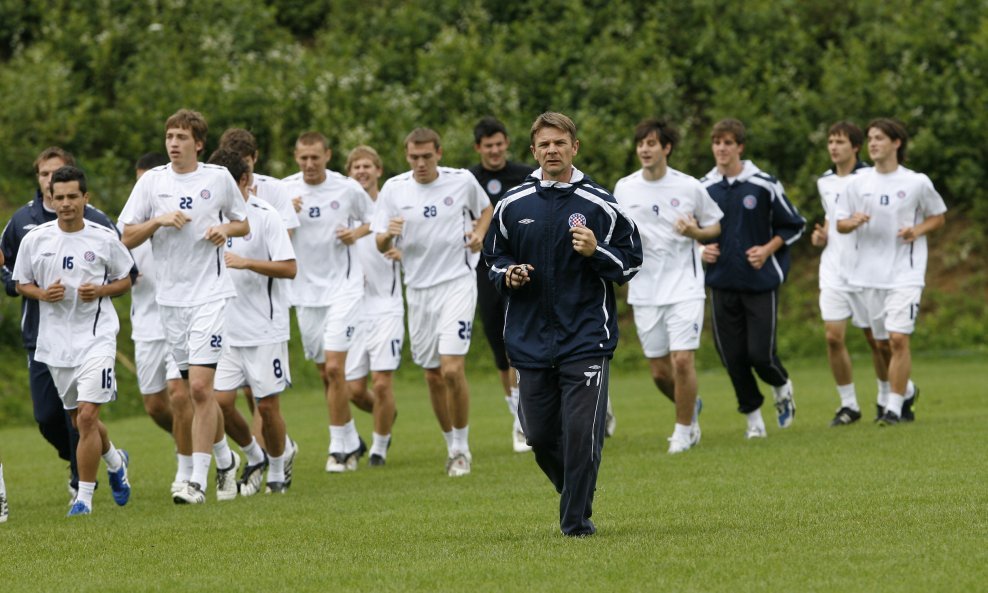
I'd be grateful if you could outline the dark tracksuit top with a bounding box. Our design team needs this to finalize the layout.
[482,166,642,536]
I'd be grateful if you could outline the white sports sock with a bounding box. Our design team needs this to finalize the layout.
[212,438,234,470]
[191,452,211,490]
[886,393,905,416]
[906,380,916,399]
[771,379,792,402]
[442,430,454,456]
[0,463,6,493]
[102,442,122,472]
[242,437,265,466]
[267,453,285,483]
[371,432,391,458]
[837,384,859,411]
[343,419,360,452]
[329,425,346,454]
[452,426,470,455]
[77,481,96,507]
[177,454,194,482]
[877,380,891,407]
[672,423,691,441]
[746,409,766,431]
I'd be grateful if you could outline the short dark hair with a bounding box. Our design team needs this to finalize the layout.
[473,116,508,144]
[50,165,87,194]
[165,109,208,147]
[827,121,864,150]
[207,148,249,186]
[218,128,258,155]
[222,138,258,162]
[867,118,909,163]
[34,146,75,173]
[135,152,169,173]
[296,131,329,150]
[634,118,680,157]
[711,118,746,145]
[405,128,442,151]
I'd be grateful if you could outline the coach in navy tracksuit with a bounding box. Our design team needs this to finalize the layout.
[484,112,642,536]
[700,119,805,437]
[1,147,120,495]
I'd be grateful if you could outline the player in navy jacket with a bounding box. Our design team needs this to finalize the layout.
[700,119,805,438]
[483,112,642,536]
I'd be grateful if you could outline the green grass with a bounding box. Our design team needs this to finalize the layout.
[1,355,986,592]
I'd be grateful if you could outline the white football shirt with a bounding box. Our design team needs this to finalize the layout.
[614,168,723,306]
[371,167,490,289]
[224,196,296,346]
[13,220,134,367]
[837,166,947,289]
[252,173,300,231]
[816,166,871,291]
[283,170,373,306]
[353,229,404,319]
[125,236,165,342]
[118,163,247,307]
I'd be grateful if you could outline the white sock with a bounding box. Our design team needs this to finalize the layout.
[371,432,391,458]
[191,452,211,490]
[746,409,766,430]
[887,393,905,416]
[177,454,194,482]
[284,434,293,451]
[242,437,265,466]
[452,426,470,455]
[0,463,5,492]
[672,423,691,441]
[343,419,360,452]
[102,442,122,472]
[877,380,891,407]
[77,481,96,507]
[837,384,859,411]
[442,430,454,456]
[268,453,286,483]
[771,379,792,402]
[329,425,346,454]
[213,438,235,469]
[906,380,916,399]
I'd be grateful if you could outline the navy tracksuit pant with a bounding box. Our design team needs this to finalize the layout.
[709,288,789,414]
[28,350,80,489]
[517,357,609,536]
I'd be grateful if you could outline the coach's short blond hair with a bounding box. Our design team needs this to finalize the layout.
[530,112,577,145]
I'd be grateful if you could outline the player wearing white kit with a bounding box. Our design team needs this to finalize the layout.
[345,146,403,466]
[207,149,299,495]
[120,109,249,504]
[614,118,722,454]
[373,128,493,477]
[811,122,905,426]
[218,128,300,234]
[14,166,134,517]
[284,131,375,472]
[836,118,945,426]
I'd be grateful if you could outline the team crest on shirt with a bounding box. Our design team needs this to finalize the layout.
[243,232,253,242]
[486,179,502,195]
[330,200,340,209]
[897,190,906,199]
[568,213,587,227]
[200,189,211,200]
[742,195,758,209]
[444,196,454,206]
[84,251,96,262]
[670,198,681,208]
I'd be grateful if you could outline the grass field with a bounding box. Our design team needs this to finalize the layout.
[1,354,986,592]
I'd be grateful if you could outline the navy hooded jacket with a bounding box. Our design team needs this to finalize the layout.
[700,161,805,292]
[483,167,642,369]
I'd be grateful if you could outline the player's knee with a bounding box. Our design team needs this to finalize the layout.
[889,333,910,352]
[143,394,168,417]
[670,352,694,375]
[256,397,278,418]
[75,404,100,432]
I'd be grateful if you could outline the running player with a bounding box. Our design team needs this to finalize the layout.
[468,116,534,452]
[283,131,374,472]
[614,118,723,453]
[218,128,300,234]
[119,108,249,504]
[207,148,299,495]
[13,166,134,516]
[373,128,492,477]
[836,118,944,425]
[344,145,403,466]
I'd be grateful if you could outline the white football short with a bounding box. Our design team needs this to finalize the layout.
[860,287,923,340]
[296,292,362,363]
[159,299,229,369]
[819,287,869,328]
[345,314,405,381]
[407,274,476,369]
[48,356,117,410]
[633,300,705,358]
[134,339,182,395]
[214,341,292,398]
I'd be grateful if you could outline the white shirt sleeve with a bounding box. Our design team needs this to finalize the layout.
[918,174,948,217]
[466,175,491,217]
[370,186,394,234]
[118,175,151,225]
[11,233,35,284]
[222,175,248,222]
[106,237,135,281]
[265,213,296,262]
[695,182,724,227]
